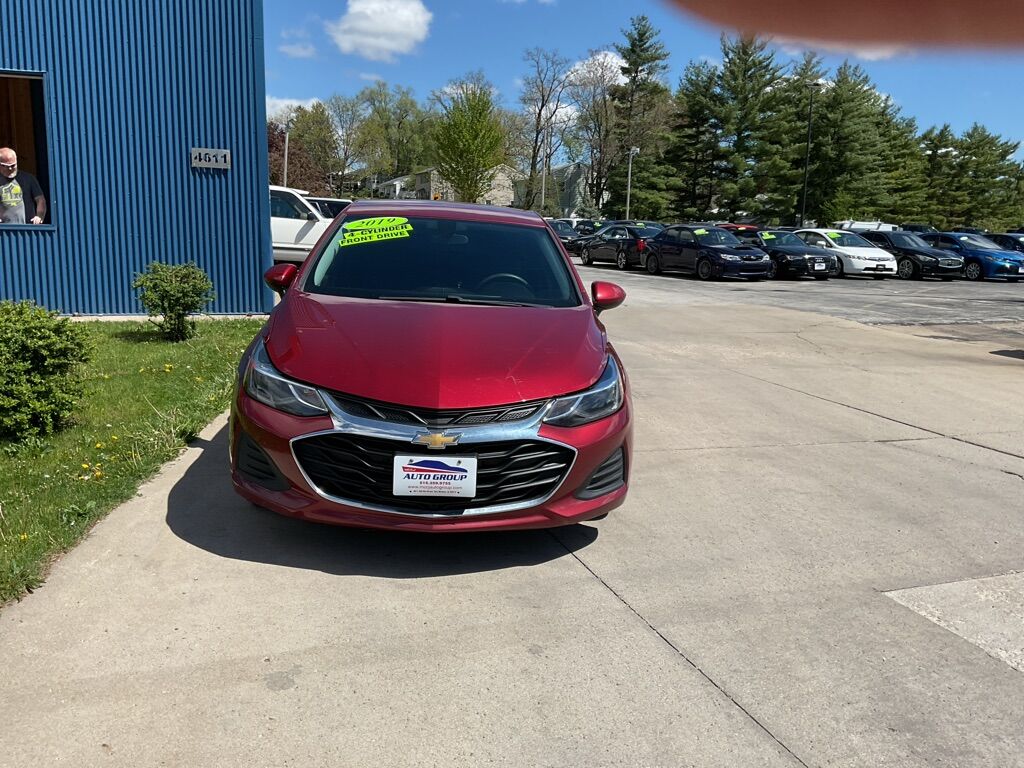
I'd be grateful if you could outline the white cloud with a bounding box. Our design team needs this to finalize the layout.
[359,72,383,81]
[279,43,316,59]
[568,50,627,86]
[775,37,909,61]
[266,95,319,121]
[326,0,432,63]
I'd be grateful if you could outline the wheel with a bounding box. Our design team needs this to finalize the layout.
[579,248,591,266]
[767,259,778,279]
[897,258,917,279]
[814,275,829,281]
[616,249,630,270]
[1009,277,1020,284]
[963,261,983,281]
[834,257,845,278]
[696,258,715,281]
[645,254,661,275]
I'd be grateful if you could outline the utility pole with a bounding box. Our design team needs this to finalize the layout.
[625,146,640,220]
[539,123,550,214]
[799,82,822,228]
[282,129,290,188]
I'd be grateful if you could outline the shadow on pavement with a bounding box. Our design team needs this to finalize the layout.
[166,425,599,579]
[991,349,1024,361]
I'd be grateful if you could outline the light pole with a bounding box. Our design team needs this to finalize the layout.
[625,146,640,220]
[799,82,822,228]
[282,115,295,188]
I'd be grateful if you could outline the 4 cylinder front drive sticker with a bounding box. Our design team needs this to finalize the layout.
[340,216,413,247]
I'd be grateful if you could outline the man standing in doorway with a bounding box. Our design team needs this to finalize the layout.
[0,147,47,224]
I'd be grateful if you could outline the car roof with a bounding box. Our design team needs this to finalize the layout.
[341,199,547,227]
[269,184,310,194]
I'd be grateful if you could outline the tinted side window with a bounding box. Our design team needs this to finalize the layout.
[678,230,697,244]
[271,192,307,220]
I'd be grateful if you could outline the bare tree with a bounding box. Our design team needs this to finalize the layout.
[566,50,622,211]
[519,48,572,211]
[324,94,366,187]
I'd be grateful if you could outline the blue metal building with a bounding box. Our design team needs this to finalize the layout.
[1,0,272,314]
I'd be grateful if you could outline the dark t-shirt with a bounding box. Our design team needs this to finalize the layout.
[0,171,45,223]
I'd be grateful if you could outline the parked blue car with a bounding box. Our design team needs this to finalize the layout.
[919,233,1024,282]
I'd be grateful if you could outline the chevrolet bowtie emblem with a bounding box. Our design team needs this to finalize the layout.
[411,431,462,450]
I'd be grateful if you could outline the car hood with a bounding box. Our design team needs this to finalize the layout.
[265,294,608,409]
[965,248,1023,261]
[833,246,894,259]
[705,244,765,256]
[768,244,830,257]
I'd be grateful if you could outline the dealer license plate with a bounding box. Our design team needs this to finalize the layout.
[393,455,478,497]
[1018,266,1024,273]
[813,263,826,271]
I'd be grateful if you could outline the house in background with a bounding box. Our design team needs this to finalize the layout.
[414,165,521,207]
[512,162,594,216]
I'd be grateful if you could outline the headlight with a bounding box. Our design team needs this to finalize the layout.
[721,254,740,261]
[543,356,623,427]
[761,254,770,261]
[244,340,328,417]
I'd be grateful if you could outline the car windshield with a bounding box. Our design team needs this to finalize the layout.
[306,215,581,308]
[760,232,803,247]
[888,232,930,249]
[631,227,663,238]
[956,234,1001,250]
[550,221,575,236]
[822,231,872,247]
[693,227,742,246]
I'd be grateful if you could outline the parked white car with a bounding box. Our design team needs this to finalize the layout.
[270,185,331,264]
[795,229,897,278]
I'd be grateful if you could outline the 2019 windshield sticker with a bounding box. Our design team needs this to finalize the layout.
[694,228,708,235]
[761,233,776,240]
[339,217,413,247]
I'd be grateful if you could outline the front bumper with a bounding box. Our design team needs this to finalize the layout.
[984,261,1024,279]
[781,258,830,276]
[919,261,963,277]
[845,259,895,275]
[719,260,770,278]
[230,388,633,532]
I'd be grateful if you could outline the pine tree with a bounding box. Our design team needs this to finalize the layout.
[876,104,928,223]
[603,16,676,219]
[956,124,1021,228]
[920,124,968,229]
[667,61,725,220]
[779,52,827,225]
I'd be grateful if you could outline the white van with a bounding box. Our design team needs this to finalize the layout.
[832,220,899,232]
[269,185,331,264]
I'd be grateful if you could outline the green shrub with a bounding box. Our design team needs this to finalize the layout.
[132,262,216,341]
[0,301,92,442]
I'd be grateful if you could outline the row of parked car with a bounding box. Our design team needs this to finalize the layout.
[548,218,1024,283]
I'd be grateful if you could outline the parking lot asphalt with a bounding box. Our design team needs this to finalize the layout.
[2,274,1023,767]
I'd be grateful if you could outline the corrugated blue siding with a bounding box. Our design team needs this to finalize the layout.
[0,0,272,314]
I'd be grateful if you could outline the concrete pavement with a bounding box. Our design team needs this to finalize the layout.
[1,281,1023,767]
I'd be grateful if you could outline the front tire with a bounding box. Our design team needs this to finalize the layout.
[616,249,630,270]
[963,261,983,281]
[897,258,917,280]
[696,258,715,281]
[580,248,592,266]
[645,254,661,275]
[767,260,779,279]
[834,257,846,278]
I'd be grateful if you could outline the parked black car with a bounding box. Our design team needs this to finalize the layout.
[860,230,964,280]
[899,223,938,233]
[737,230,836,279]
[987,233,1024,254]
[579,224,662,269]
[573,219,604,235]
[548,219,582,252]
[643,225,770,280]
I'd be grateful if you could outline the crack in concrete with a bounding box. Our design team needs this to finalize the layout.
[547,531,811,768]
[633,436,937,454]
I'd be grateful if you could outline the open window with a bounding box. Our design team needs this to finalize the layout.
[0,72,51,225]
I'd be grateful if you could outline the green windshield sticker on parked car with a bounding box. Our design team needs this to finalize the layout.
[694,228,708,235]
[761,233,776,240]
[826,232,842,239]
[339,217,413,247]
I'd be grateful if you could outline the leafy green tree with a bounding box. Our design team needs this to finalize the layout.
[604,15,676,219]
[266,121,323,193]
[289,102,339,180]
[324,94,366,187]
[431,74,508,203]
[355,82,429,180]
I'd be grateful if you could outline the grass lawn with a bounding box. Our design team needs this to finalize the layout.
[0,318,265,605]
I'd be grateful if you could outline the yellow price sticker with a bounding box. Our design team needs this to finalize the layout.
[340,217,414,247]
[694,228,708,235]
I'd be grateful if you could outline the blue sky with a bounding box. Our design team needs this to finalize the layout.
[264,0,1024,155]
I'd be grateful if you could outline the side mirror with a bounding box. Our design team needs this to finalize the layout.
[592,281,626,313]
[306,211,319,221]
[264,263,298,295]
[813,239,828,248]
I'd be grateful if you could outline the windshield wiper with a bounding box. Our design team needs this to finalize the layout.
[377,295,545,307]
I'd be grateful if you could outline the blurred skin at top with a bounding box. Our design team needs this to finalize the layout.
[668,0,1024,47]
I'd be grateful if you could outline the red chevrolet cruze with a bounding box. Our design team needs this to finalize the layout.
[229,200,632,531]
